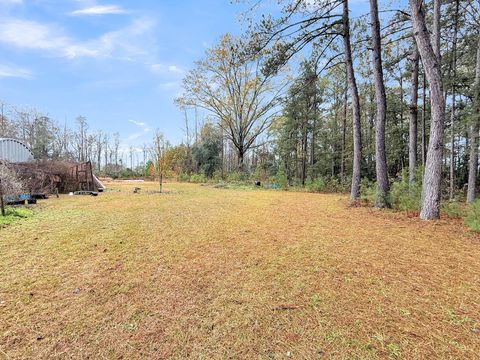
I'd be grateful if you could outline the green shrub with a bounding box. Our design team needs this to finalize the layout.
[325,177,343,193]
[465,200,480,231]
[274,167,289,190]
[176,173,190,182]
[226,171,250,183]
[306,177,327,192]
[0,207,34,228]
[190,173,208,183]
[338,176,351,193]
[442,201,464,219]
[360,178,377,205]
[389,169,422,213]
[212,170,224,182]
[252,166,268,182]
[305,176,346,193]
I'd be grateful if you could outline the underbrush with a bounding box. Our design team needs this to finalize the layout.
[389,170,422,214]
[174,170,480,231]
[0,207,34,228]
[356,169,480,231]
[360,169,422,215]
[176,170,351,194]
[305,176,349,193]
[465,200,480,231]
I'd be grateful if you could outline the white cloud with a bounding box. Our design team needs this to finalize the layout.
[0,17,156,60]
[0,63,32,78]
[127,119,151,141]
[128,119,146,127]
[0,19,69,51]
[168,65,183,74]
[151,63,184,75]
[70,5,128,16]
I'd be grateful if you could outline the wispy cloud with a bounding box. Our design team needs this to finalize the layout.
[127,119,151,141]
[0,63,32,78]
[128,119,146,127]
[0,0,23,5]
[151,63,184,75]
[0,19,69,51]
[70,5,128,16]
[0,17,156,60]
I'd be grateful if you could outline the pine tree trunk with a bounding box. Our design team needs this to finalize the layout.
[449,91,456,200]
[343,0,362,202]
[409,0,445,220]
[311,67,318,171]
[409,45,420,184]
[432,0,441,61]
[341,80,347,180]
[467,32,480,203]
[301,119,308,186]
[369,0,389,208]
[449,0,459,200]
[422,70,427,166]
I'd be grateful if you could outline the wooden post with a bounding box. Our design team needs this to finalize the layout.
[0,179,5,217]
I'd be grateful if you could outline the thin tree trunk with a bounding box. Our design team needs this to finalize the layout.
[432,0,441,61]
[449,0,459,200]
[341,79,347,180]
[399,60,405,167]
[370,0,389,208]
[301,113,308,185]
[409,45,420,184]
[449,91,456,200]
[311,65,318,171]
[467,32,480,203]
[409,0,445,220]
[159,172,163,193]
[343,0,362,202]
[422,69,427,166]
[0,181,5,217]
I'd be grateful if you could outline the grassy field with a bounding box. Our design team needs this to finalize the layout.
[0,181,479,359]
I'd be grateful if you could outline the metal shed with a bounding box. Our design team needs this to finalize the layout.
[0,138,34,163]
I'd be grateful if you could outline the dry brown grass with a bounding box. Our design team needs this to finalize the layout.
[1,181,479,359]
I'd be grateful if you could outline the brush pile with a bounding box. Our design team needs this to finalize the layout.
[0,160,100,194]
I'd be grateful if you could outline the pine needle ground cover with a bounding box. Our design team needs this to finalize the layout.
[0,182,479,359]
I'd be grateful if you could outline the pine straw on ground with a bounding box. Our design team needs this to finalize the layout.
[0,182,479,359]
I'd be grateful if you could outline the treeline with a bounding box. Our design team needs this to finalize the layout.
[172,0,480,220]
[0,102,146,177]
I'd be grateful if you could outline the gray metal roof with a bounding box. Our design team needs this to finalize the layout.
[0,138,34,163]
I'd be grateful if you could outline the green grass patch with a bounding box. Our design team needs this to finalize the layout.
[0,206,34,228]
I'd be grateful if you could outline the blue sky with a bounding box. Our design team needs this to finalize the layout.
[0,0,371,150]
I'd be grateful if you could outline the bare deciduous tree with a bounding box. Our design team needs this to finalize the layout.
[177,34,284,171]
[0,163,25,216]
[151,131,166,193]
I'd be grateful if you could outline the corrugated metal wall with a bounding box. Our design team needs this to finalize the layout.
[0,138,34,163]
